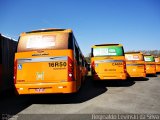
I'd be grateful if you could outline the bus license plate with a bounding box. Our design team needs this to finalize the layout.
[35,88,45,92]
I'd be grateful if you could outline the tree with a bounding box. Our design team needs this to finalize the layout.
[85,53,91,63]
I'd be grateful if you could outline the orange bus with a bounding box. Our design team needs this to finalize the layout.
[154,56,160,73]
[144,55,156,75]
[14,28,87,94]
[91,44,127,80]
[125,52,146,78]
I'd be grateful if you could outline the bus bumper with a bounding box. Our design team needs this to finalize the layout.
[146,71,156,75]
[15,81,77,95]
[93,73,127,80]
[127,72,146,78]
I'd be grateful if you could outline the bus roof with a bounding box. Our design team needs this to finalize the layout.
[125,51,143,54]
[0,33,17,41]
[92,44,123,48]
[144,54,153,56]
[21,28,72,36]
[154,56,160,58]
[17,28,75,52]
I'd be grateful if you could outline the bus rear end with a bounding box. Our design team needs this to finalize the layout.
[91,44,127,80]
[155,57,160,73]
[14,29,77,95]
[125,52,146,78]
[144,55,156,75]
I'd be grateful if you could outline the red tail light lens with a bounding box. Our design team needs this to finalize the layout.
[123,61,127,73]
[91,61,96,74]
[154,64,156,72]
[14,60,17,84]
[68,57,74,81]
[144,64,146,72]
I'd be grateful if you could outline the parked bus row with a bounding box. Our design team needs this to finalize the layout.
[91,44,160,81]
[1,28,160,95]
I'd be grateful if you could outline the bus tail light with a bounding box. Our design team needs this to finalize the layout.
[68,57,74,81]
[144,64,146,72]
[123,61,127,73]
[14,60,17,84]
[91,61,95,68]
[91,61,96,74]
[154,65,156,72]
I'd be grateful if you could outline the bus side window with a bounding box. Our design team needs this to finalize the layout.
[75,45,80,65]
[82,57,85,67]
[79,54,82,66]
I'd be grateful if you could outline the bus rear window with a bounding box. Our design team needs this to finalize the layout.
[144,56,155,62]
[92,46,124,57]
[17,33,69,52]
[125,54,144,61]
[155,58,160,62]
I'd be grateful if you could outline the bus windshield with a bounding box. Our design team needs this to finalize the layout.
[92,46,124,57]
[17,33,70,52]
[144,56,155,62]
[125,54,144,61]
[155,57,160,62]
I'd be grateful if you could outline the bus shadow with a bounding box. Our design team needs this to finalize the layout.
[0,78,135,115]
[156,72,160,75]
[146,74,157,77]
[0,77,107,115]
[92,80,135,87]
[29,77,107,104]
[0,92,31,115]
[127,77,149,81]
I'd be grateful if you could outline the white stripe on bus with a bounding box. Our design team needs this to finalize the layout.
[95,60,123,63]
[17,56,67,63]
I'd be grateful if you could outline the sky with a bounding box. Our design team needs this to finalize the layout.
[0,0,160,56]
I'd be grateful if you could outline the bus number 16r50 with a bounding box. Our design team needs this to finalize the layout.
[49,62,67,67]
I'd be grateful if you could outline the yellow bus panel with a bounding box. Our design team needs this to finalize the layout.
[155,57,160,73]
[144,55,156,75]
[91,44,127,80]
[14,28,87,95]
[125,52,146,78]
